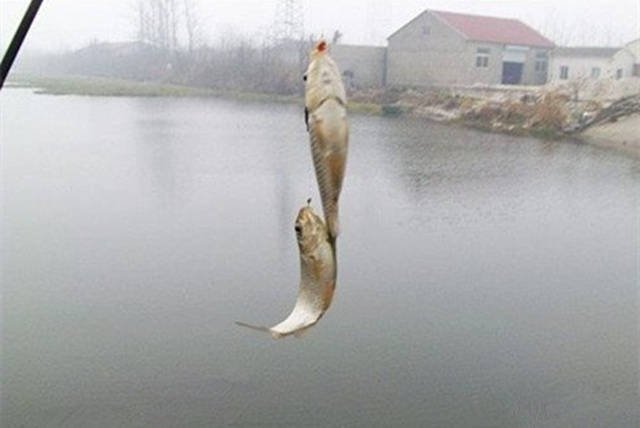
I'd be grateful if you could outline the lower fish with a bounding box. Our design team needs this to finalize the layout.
[236,204,336,339]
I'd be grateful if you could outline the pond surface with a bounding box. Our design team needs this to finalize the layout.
[1,89,638,427]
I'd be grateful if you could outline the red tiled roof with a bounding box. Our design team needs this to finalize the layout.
[432,10,554,48]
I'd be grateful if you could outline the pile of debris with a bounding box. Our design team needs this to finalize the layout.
[573,94,640,132]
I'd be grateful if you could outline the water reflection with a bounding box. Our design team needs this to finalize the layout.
[134,115,178,205]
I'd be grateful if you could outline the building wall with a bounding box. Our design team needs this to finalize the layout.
[386,11,469,86]
[611,50,634,78]
[464,41,503,85]
[330,44,386,88]
[627,39,640,76]
[522,48,550,85]
[623,38,640,63]
[549,54,614,81]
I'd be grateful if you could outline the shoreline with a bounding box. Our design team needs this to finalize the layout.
[7,74,638,156]
[7,74,382,115]
[576,113,640,158]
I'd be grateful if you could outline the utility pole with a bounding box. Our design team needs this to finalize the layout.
[272,0,304,43]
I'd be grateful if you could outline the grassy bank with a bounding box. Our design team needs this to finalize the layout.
[10,74,220,97]
[8,74,381,115]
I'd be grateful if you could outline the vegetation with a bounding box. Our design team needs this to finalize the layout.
[10,74,383,118]
[12,75,218,97]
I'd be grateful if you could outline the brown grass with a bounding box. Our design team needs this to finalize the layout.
[531,92,568,130]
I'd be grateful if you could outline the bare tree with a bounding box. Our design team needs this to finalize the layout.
[183,0,200,52]
[332,30,343,45]
[133,0,180,50]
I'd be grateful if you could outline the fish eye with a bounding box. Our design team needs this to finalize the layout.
[302,74,307,81]
[294,225,302,233]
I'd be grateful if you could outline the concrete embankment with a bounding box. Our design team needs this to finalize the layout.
[578,113,640,157]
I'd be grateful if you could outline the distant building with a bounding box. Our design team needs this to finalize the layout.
[385,10,554,87]
[613,39,640,78]
[549,40,640,82]
[549,47,621,81]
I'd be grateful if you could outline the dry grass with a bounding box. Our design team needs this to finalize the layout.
[531,92,568,130]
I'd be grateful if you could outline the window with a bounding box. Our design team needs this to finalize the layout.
[590,67,601,78]
[560,66,569,80]
[476,48,490,68]
[535,60,547,72]
[616,68,623,79]
[535,51,547,73]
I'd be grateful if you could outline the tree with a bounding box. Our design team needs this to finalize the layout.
[134,0,180,50]
[182,0,200,52]
[332,30,343,45]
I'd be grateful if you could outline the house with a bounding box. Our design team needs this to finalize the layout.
[549,39,640,83]
[385,10,554,87]
[613,38,640,78]
[549,47,621,81]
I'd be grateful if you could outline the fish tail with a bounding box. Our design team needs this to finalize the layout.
[294,327,311,338]
[235,321,272,334]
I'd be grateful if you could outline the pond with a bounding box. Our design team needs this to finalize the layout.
[1,88,638,427]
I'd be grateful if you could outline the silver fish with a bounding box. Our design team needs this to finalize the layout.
[304,40,349,242]
[236,204,336,339]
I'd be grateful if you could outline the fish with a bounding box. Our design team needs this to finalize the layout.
[236,204,336,339]
[304,40,349,243]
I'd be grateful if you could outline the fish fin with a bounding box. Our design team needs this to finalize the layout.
[294,327,311,338]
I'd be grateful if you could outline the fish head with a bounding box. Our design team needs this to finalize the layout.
[304,40,347,110]
[294,205,328,254]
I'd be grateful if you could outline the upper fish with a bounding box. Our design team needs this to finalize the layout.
[304,40,349,243]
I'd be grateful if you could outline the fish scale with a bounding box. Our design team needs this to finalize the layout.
[309,119,339,240]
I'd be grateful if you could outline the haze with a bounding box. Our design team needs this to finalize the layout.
[1,0,639,53]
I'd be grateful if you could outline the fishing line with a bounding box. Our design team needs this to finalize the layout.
[0,0,44,90]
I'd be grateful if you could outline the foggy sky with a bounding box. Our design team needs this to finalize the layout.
[1,0,639,53]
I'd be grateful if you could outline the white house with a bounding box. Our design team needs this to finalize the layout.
[550,40,640,82]
[549,47,620,81]
[612,38,640,78]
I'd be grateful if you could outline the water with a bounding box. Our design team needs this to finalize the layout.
[1,89,638,427]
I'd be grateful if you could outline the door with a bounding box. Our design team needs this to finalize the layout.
[502,62,523,85]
